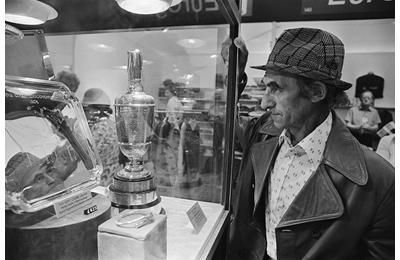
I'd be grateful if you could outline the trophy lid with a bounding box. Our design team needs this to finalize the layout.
[115,49,155,107]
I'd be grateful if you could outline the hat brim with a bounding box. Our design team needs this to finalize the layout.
[250,64,352,90]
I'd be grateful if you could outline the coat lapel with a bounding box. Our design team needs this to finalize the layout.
[277,163,344,227]
[277,113,367,227]
[248,112,368,227]
[250,137,280,215]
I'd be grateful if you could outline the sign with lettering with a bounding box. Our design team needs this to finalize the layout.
[54,190,93,218]
[186,201,207,233]
[20,0,393,33]
[302,0,394,15]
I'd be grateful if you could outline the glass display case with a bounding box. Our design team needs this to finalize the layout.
[5,1,242,259]
[44,22,239,207]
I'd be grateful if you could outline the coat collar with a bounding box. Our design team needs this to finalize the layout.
[249,111,368,223]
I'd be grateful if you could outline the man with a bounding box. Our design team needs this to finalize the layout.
[228,28,394,260]
[6,145,80,201]
[345,90,381,149]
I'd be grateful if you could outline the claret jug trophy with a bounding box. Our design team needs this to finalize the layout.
[109,50,160,214]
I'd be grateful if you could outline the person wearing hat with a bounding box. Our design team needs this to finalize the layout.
[228,28,394,260]
[6,146,80,201]
[82,88,123,186]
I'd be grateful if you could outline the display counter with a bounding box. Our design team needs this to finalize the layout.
[161,196,227,260]
[93,186,228,260]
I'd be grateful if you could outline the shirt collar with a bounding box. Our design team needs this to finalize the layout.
[278,112,333,166]
[358,105,371,112]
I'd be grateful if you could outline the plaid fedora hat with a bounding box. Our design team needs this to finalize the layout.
[251,28,352,90]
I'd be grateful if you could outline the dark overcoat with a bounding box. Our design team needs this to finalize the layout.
[229,112,395,260]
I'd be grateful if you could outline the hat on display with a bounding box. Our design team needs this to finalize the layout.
[251,28,352,90]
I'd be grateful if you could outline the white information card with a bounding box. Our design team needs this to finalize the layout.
[186,201,207,233]
[54,190,93,218]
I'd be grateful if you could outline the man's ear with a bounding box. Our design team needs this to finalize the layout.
[307,81,328,103]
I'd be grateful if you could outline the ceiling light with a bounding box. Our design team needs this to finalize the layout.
[89,43,115,53]
[5,0,58,25]
[177,38,206,48]
[116,0,172,15]
[210,54,218,58]
[171,0,183,7]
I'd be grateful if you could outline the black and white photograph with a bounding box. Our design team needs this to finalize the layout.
[4,0,396,259]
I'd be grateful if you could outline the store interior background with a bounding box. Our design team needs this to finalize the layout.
[8,17,394,203]
[45,18,395,111]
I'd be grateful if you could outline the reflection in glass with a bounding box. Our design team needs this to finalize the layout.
[5,76,102,213]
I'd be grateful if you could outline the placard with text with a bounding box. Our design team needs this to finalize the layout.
[186,201,207,233]
[54,190,93,218]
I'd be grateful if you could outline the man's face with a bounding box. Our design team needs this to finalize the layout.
[262,73,313,130]
[21,163,64,200]
[361,92,373,106]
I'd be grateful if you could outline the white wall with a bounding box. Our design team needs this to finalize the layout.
[46,20,395,108]
[46,27,222,108]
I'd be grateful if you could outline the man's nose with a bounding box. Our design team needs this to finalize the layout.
[261,94,275,111]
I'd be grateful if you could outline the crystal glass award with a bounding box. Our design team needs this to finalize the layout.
[5,75,103,213]
[109,50,161,209]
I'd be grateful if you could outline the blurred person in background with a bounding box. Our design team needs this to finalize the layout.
[163,79,183,129]
[345,90,381,149]
[55,70,80,93]
[376,128,395,166]
[82,88,123,186]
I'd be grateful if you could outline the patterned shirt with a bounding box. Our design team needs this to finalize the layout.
[266,113,332,260]
[90,117,123,186]
[345,106,381,127]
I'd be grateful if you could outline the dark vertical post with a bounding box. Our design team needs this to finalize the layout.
[215,0,241,259]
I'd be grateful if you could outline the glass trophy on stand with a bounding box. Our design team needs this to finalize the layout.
[109,50,161,226]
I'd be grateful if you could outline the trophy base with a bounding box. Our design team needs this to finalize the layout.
[108,172,161,210]
[110,196,161,210]
[113,174,156,193]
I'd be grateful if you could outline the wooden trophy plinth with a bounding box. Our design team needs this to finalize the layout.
[6,194,111,260]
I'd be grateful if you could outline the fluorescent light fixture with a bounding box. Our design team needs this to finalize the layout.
[171,0,183,6]
[177,38,206,48]
[116,0,172,15]
[210,54,218,58]
[143,60,153,65]
[5,0,58,25]
[89,43,115,53]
